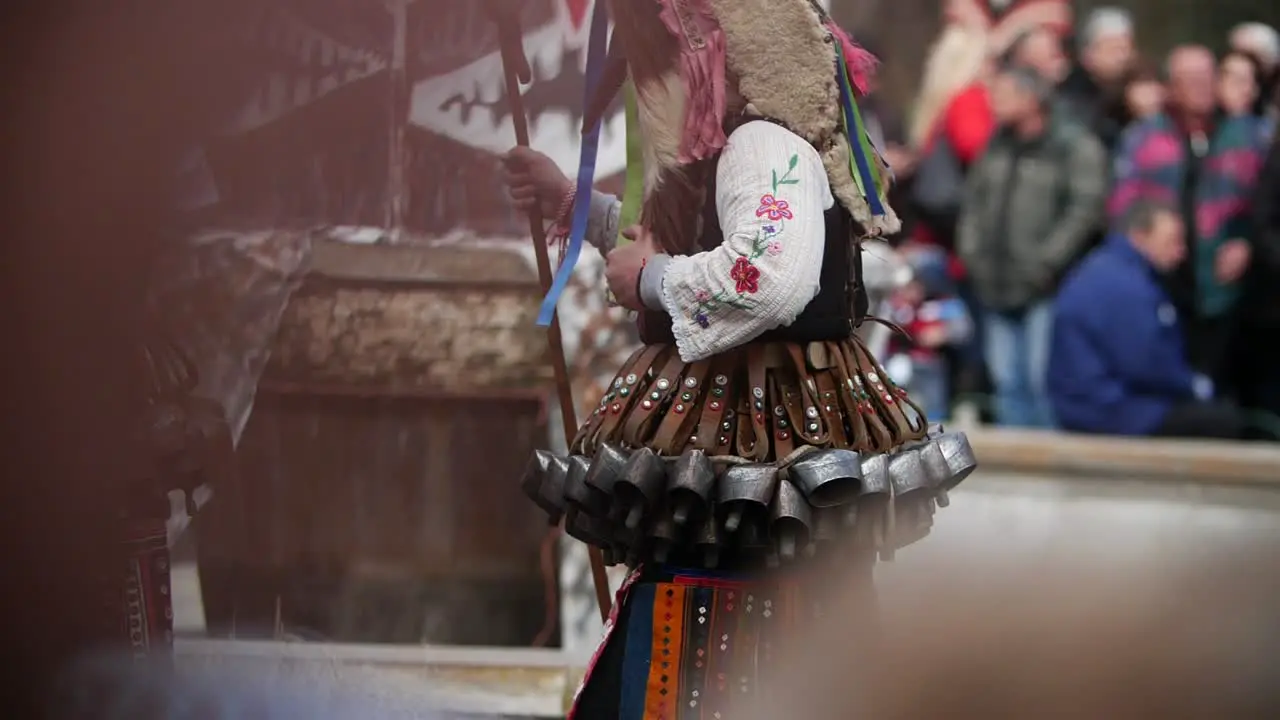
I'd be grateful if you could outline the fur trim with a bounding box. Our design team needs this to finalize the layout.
[634,67,688,195]
[821,137,901,237]
[707,0,838,144]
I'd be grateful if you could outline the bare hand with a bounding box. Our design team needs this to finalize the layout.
[501,146,571,221]
[606,225,659,311]
[1215,239,1251,283]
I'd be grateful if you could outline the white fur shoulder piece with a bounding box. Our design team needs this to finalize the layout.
[659,121,834,361]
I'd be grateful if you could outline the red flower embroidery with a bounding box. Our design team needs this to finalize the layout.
[730,257,760,294]
[755,194,793,221]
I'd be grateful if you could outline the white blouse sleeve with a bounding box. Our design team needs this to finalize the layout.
[657,121,835,361]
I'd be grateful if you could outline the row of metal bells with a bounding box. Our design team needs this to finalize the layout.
[520,428,977,568]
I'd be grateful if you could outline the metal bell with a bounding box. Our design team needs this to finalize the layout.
[614,448,668,531]
[564,455,606,517]
[649,508,681,564]
[716,463,779,534]
[858,453,892,500]
[890,496,934,551]
[888,448,933,501]
[857,453,892,552]
[668,448,717,527]
[565,507,609,547]
[788,448,864,507]
[917,439,954,508]
[519,449,564,523]
[732,509,768,548]
[585,443,630,509]
[695,508,723,568]
[808,506,841,558]
[769,479,813,561]
[936,431,978,491]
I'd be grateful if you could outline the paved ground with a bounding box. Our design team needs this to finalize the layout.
[172,466,1280,717]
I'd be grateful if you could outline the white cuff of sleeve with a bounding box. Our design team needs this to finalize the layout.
[639,254,671,311]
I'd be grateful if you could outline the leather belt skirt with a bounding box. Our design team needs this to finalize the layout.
[521,336,977,571]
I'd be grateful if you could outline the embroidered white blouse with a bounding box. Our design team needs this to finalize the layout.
[585,121,834,362]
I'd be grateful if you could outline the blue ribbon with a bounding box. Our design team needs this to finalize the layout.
[535,1,610,327]
[834,44,886,218]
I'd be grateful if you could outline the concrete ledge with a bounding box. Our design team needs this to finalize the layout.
[966,428,1280,488]
[176,638,584,717]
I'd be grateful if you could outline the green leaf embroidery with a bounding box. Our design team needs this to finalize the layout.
[770,154,800,193]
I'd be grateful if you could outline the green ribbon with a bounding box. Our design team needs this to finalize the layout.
[615,79,644,247]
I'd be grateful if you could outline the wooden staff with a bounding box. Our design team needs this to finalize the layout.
[487,1,612,624]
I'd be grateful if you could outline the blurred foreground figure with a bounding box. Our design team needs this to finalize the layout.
[515,1,976,716]
[55,652,451,720]
[746,538,1280,719]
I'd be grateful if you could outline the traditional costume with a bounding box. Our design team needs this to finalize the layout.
[519,1,978,716]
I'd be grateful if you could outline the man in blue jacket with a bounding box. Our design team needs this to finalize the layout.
[1048,200,1246,438]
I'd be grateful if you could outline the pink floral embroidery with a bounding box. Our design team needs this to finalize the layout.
[730,257,761,294]
[694,288,711,302]
[755,194,793,221]
[766,240,783,256]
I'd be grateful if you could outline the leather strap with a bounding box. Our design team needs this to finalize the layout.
[575,344,651,452]
[832,349,872,452]
[592,344,669,448]
[743,344,771,461]
[848,337,926,446]
[768,374,795,458]
[692,353,736,452]
[651,359,713,454]
[783,343,829,446]
[830,340,892,452]
[622,351,689,445]
[814,370,850,449]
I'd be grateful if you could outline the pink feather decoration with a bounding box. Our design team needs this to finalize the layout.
[655,0,728,163]
[825,20,877,95]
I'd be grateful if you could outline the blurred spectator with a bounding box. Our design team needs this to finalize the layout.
[1049,201,1245,439]
[1230,22,1280,122]
[1238,133,1280,419]
[1004,27,1070,84]
[907,46,998,421]
[908,59,996,245]
[1109,45,1270,394]
[1060,7,1136,152]
[1229,22,1280,73]
[1218,49,1268,118]
[1123,59,1166,122]
[883,245,973,422]
[957,65,1107,429]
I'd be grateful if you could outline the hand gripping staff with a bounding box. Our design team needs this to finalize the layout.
[486,0,612,623]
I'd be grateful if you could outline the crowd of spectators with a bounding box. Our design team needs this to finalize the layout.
[882,8,1280,441]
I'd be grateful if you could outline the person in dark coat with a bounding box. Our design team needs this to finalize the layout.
[1059,6,1136,153]
[1048,200,1245,438]
[1237,133,1280,420]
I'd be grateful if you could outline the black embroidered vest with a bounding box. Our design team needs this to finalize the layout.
[638,122,868,346]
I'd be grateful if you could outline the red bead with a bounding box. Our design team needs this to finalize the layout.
[775,431,790,441]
